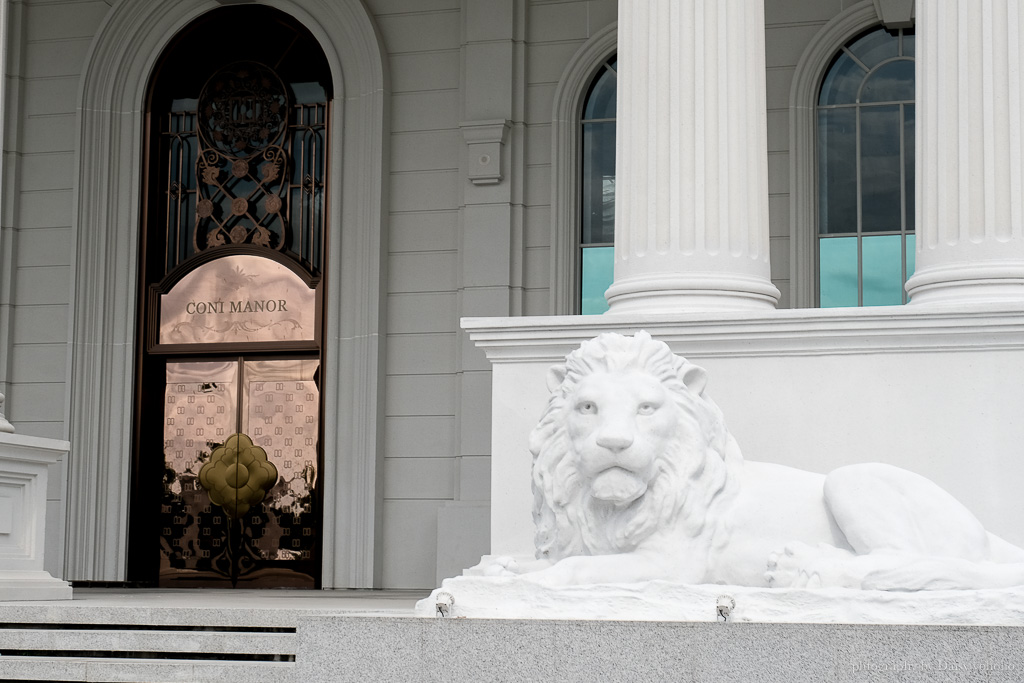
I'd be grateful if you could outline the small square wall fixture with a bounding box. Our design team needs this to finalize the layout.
[461,119,512,185]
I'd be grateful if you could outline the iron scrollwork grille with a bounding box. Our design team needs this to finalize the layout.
[161,61,328,276]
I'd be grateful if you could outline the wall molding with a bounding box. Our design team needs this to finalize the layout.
[549,22,617,315]
[66,0,389,587]
[463,303,1024,362]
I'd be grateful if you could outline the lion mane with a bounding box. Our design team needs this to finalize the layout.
[529,331,743,566]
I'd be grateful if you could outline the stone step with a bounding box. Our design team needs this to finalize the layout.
[0,656,293,683]
[0,588,423,681]
[0,627,296,655]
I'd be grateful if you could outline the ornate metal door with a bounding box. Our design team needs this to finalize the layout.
[130,6,332,588]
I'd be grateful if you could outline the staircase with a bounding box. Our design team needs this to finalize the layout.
[0,588,421,682]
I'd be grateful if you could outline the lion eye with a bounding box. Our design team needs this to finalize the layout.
[577,401,597,415]
[637,403,657,415]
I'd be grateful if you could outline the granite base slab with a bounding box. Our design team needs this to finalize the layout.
[295,616,1024,683]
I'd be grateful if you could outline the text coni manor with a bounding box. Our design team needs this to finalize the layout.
[185,299,289,315]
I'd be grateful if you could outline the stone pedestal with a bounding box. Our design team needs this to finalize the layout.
[0,433,72,600]
[605,0,779,313]
[906,1,1024,304]
[464,307,1024,563]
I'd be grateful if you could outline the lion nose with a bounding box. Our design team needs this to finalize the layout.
[596,429,634,452]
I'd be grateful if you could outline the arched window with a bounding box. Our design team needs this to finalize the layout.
[579,56,616,314]
[817,26,915,306]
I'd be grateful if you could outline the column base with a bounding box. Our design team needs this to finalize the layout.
[605,272,780,314]
[0,570,73,601]
[906,261,1024,305]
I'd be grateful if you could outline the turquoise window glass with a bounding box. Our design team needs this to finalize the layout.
[862,235,904,305]
[819,237,859,307]
[906,234,916,279]
[581,246,613,315]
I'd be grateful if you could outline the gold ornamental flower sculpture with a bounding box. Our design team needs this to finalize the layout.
[199,433,278,518]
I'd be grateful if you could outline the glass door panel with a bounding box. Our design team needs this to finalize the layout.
[240,359,319,566]
[159,358,319,587]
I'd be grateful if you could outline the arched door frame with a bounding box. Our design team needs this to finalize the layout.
[67,0,389,588]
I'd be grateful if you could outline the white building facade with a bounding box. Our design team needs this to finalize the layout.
[1,0,1023,592]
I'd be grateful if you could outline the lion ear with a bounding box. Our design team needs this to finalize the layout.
[546,364,568,392]
[681,363,708,396]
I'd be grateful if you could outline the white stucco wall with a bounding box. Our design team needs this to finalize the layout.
[3,0,111,575]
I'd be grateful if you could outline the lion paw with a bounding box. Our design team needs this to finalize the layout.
[765,543,822,588]
[765,542,860,589]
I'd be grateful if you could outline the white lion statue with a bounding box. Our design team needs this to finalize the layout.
[497,331,1024,591]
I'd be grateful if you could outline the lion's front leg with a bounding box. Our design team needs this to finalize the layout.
[476,555,553,577]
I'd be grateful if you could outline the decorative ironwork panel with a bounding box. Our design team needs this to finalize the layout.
[160,62,328,275]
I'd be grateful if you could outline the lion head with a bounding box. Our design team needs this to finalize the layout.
[529,331,742,563]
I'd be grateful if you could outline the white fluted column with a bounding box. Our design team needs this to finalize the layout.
[906,1,1024,304]
[605,0,779,313]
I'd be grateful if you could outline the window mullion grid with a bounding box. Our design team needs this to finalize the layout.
[856,101,863,307]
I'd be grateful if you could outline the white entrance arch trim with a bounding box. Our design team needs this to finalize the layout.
[549,23,617,315]
[788,1,884,308]
[66,0,389,588]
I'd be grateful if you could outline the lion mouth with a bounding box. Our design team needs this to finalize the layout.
[590,466,648,506]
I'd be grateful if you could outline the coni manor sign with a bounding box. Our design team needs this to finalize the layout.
[184,298,291,315]
[159,254,316,345]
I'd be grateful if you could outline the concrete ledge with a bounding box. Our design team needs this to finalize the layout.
[296,616,1024,682]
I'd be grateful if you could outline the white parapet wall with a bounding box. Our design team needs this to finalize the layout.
[0,432,72,600]
[464,303,1024,560]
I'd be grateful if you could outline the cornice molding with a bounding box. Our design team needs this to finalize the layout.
[464,304,1024,362]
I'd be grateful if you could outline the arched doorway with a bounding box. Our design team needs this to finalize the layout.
[128,6,332,588]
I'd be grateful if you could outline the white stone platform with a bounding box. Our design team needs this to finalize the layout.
[416,577,1024,625]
